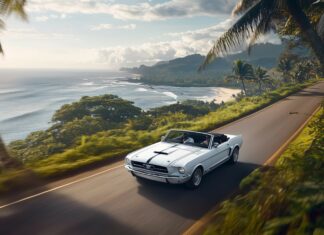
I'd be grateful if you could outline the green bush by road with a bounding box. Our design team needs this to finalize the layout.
[8,81,316,178]
[204,104,324,235]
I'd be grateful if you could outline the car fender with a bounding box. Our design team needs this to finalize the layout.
[229,144,241,156]
[188,164,205,176]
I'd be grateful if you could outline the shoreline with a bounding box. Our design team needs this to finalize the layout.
[205,87,241,103]
[1,71,240,144]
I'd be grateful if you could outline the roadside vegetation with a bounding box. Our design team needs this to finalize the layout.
[1,39,321,191]
[204,104,324,235]
[5,78,318,180]
[1,0,323,195]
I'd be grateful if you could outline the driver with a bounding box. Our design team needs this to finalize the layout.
[201,136,210,147]
[183,133,194,144]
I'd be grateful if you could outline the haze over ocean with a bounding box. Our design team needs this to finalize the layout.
[0,69,239,143]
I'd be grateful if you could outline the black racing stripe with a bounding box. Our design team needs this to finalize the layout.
[146,144,178,164]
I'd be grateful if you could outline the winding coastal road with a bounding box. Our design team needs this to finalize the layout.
[0,82,323,235]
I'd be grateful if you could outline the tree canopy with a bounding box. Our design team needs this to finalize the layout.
[201,0,324,73]
[52,94,142,123]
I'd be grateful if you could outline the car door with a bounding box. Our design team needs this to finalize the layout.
[201,137,224,171]
[208,138,231,169]
[215,141,231,162]
[200,145,220,171]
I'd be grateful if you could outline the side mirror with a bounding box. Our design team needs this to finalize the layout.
[161,136,166,141]
[213,143,219,148]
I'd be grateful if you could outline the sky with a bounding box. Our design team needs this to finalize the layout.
[0,0,281,69]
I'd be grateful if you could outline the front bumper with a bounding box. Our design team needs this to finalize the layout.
[125,165,190,184]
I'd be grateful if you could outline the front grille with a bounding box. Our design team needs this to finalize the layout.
[131,161,168,173]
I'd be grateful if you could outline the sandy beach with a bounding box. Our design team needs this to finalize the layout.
[202,87,241,103]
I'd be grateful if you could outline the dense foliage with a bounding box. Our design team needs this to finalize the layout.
[124,43,289,87]
[6,81,316,178]
[52,94,142,123]
[204,106,324,235]
[202,0,324,73]
[8,96,218,163]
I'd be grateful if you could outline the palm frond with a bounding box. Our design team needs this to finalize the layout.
[200,0,278,71]
[247,13,274,54]
[232,0,260,15]
[0,41,3,54]
[0,0,27,54]
[0,0,27,19]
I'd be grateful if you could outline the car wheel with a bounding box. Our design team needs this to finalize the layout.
[229,147,239,164]
[186,167,203,189]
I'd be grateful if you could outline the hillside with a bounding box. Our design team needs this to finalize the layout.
[121,42,307,87]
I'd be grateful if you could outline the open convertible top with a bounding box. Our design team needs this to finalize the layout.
[209,132,229,144]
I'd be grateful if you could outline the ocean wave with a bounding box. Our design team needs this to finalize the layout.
[163,91,178,100]
[136,88,148,92]
[0,109,45,123]
[0,89,24,95]
[164,101,176,105]
[80,82,94,86]
[115,81,142,86]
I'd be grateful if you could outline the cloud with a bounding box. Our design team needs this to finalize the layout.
[96,18,281,69]
[91,23,136,31]
[96,19,231,68]
[28,0,237,21]
[35,16,49,22]
[34,14,67,22]
[5,27,78,41]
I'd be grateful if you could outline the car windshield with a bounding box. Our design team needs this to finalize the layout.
[163,130,211,148]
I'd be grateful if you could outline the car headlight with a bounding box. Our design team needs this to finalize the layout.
[125,157,131,165]
[178,167,185,174]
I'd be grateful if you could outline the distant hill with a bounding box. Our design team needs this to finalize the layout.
[121,42,307,87]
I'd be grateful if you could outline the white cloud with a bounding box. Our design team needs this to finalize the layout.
[27,0,236,21]
[91,23,136,31]
[97,18,281,69]
[96,19,231,68]
[34,14,67,22]
[5,27,78,41]
[35,16,49,22]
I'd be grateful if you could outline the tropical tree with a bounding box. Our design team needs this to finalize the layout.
[228,60,254,95]
[254,66,270,92]
[200,0,324,74]
[293,60,316,82]
[277,57,294,82]
[0,0,27,168]
[0,0,27,53]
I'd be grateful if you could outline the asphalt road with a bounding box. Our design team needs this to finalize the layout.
[0,83,323,235]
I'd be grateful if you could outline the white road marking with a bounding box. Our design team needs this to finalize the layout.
[0,165,123,209]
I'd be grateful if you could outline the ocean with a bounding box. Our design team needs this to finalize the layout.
[0,69,239,143]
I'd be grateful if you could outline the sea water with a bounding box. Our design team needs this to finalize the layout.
[0,69,239,143]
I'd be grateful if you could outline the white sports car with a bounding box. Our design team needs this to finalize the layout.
[125,129,243,188]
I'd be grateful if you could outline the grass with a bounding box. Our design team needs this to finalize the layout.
[25,81,317,177]
[204,104,324,235]
[0,80,319,193]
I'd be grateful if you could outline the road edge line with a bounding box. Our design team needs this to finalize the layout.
[183,104,322,235]
[263,105,321,166]
[0,164,123,209]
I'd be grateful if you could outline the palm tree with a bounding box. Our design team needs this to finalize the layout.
[200,0,324,74]
[293,60,316,82]
[277,57,294,82]
[254,66,270,92]
[228,60,254,95]
[0,0,27,53]
[0,0,27,169]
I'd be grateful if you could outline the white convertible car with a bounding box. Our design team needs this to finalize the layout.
[125,129,243,188]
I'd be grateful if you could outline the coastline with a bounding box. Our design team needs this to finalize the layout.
[1,71,240,144]
[207,87,241,103]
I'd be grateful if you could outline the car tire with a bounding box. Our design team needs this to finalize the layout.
[185,167,203,189]
[229,147,239,164]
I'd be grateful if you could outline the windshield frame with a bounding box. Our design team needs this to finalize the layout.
[163,130,213,149]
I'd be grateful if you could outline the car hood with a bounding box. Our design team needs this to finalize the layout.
[129,142,203,167]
